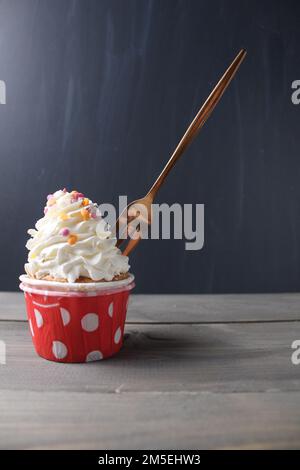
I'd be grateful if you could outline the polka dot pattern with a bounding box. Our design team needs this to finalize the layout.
[108,302,114,318]
[23,290,133,362]
[52,341,68,360]
[81,313,99,332]
[60,307,71,326]
[114,327,122,344]
[86,350,103,362]
[34,309,43,328]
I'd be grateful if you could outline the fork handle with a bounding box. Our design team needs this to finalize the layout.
[147,49,246,200]
[121,49,246,257]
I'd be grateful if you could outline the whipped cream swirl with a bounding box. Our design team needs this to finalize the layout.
[25,189,130,283]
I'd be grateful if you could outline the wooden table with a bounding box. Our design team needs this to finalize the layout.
[0,292,300,449]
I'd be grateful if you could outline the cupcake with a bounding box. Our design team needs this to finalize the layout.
[19,189,135,363]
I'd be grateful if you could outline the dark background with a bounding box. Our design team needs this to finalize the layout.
[0,0,299,293]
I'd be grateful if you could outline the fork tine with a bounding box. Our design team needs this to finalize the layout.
[114,209,139,247]
[122,233,142,257]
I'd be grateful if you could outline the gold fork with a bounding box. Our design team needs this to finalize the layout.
[115,49,247,256]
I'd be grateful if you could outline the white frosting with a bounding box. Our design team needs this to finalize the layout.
[25,189,129,283]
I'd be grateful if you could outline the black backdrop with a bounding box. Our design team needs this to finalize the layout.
[0,0,300,293]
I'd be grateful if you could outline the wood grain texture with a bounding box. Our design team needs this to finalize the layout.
[2,292,300,323]
[1,321,299,393]
[1,293,300,449]
[1,390,300,450]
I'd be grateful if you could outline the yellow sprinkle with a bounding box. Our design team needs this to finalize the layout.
[82,198,89,206]
[81,208,90,220]
[67,234,78,245]
[59,213,69,221]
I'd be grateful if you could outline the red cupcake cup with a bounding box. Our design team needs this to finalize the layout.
[19,274,135,363]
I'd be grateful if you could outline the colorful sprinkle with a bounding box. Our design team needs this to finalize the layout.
[47,194,53,200]
[44,207,48,215]
[67,234,78,245]
[82,198,89,206]
[71,190,84,201]
[59,212,69,221]
[60,228,70,237]
[81,208,90,220]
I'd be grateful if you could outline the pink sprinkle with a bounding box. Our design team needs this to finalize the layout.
[71,192,84,202]
[47,194,53,200]
[60,228,70,236]
[44,207,48,214]
[63,188,67,193]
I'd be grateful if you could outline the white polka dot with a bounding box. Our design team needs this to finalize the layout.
[114,327,122,344]
[29,319,34,337]
[81,313,99,332]
[60,307,71,326]
[86,350,103,362]
[108,302,114,318]
[34,309,43,328]
[52,341,68,359]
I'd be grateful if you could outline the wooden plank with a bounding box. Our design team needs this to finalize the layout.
[2,292,300,323]
[1,321,299,393]
[0,292,25,321]
[129,293,300,323]
[0,390,299,449]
